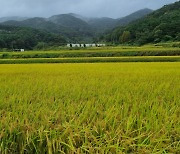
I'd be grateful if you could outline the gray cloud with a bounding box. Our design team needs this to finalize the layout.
[0,0,178,18]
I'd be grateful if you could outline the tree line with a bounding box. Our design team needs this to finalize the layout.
[102,1,180,45]
[0,25,66,50]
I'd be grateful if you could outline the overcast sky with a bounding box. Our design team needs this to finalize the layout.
[0,0,178,18]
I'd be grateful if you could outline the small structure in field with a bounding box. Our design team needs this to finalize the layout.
[67,43,106,48]
[97,44,106,47]
[13,49,25,52]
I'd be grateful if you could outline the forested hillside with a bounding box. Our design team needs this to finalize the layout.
[0,9,152,44]
[104,1,180,45]
[0,1,179,49]
[0,25,66,50]
[1,17,90,42]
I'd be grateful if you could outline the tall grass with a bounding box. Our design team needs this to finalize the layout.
[0,47,180,59]
[0,56,179,64]
[0,63,179,153]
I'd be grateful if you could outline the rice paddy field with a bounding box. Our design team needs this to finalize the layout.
[0,62,179,153]
[0,45,180,64]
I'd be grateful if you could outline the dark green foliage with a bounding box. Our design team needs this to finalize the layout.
[1,18,76,41]
[0,9,153,43]
[0,25,66,50]
[0,56,179,64]
[104,1,180,45]
[2,15,94,42]
[120,31,131,43]
[0,49,179,59]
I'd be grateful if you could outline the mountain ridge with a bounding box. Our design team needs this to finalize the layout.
[104,1,180,44]
[0,8,153,42]
[0,8,153,32]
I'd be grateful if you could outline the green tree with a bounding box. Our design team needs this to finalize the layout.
[35,42,47,50]
[120,31,131,43]
[154,29,163,39]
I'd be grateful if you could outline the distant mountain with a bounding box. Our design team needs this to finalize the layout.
[0,8,154,42]
[68,13,116,33]
[49,14,93,35]
[1,14,94,42]
[104,1,180,44]
[2,17,74,36]
[1,18,90,42]
[87,17,117,33]
[71,8,153,33]
[0,16,29,23]
[68,13,90,22]
[116,8,153,26]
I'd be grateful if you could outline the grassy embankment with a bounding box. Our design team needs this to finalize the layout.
[0,45,180,63]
